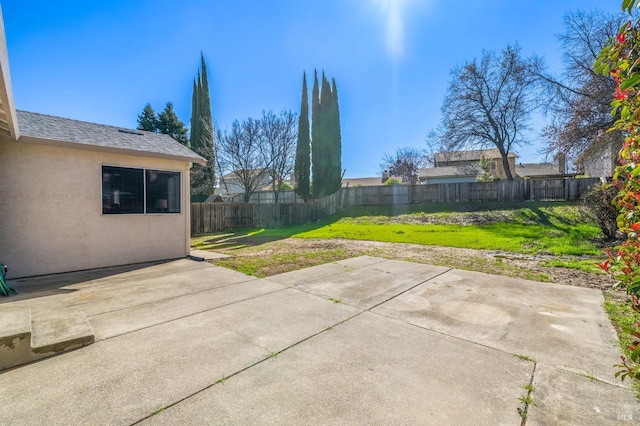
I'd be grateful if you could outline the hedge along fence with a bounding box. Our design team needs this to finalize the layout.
[191,178,601,235]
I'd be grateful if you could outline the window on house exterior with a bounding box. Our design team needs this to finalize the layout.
[102,166,181,214]
[146,169,181,213]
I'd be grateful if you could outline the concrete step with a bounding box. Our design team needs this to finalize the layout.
[31,312,94,355]
[0,309,32,371]
[0,309,94,371]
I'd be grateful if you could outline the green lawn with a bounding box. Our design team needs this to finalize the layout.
[192,202,603,256]
[293,222,600,255]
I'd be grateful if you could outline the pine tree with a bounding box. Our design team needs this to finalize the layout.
[294,72,311,201]
[157,102,188,145]
[137,103,158,132]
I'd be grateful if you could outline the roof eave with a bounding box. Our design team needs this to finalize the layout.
[0,5,19,141]
[19,135,206,165]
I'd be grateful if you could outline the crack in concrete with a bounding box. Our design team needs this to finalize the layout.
[519,362,537,426]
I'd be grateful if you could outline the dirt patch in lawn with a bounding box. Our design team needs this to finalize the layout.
[210,237,615,291]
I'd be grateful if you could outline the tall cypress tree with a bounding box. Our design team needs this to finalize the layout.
[199,53,212,145]
[189,55,216,201]
[320,72,333,197]
[189,77,199,149]
[311,70,323,197]
[190,71,201,149]
[329,78,342,193]
[294,72,311,201]
[310,69,343,198]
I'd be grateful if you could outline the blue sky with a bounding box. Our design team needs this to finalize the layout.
[3,0,618,178]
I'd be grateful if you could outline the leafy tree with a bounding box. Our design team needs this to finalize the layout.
[432,45,543,181]
[261,110,298,203]
[157,102,188,145]
[539,10,626,168]
[379,146,428,185]
[384,177,403,186]
[595,0,640,303]
[594,0,640,384]
[294,72,311,201]
[137,103,158,132]
[476,155,496,182]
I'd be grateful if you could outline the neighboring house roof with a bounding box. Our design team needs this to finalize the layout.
[16,110,205,164]
[419,164,482,178]
[342,177,384,187]
[516,163,561,177]
[435,148,515,163]
[221,168,274,180]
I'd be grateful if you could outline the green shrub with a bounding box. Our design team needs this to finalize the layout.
[582,184,618,240]
[384,177,403,186]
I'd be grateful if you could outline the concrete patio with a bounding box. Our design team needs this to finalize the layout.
[0,255,637,425]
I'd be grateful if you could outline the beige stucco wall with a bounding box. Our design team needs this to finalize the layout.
[0,139,192,278]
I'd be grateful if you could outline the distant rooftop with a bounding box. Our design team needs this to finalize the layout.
[16,110,205,164]
[516,162,560,177]
[419,164,482,178]
[435,148,515,164]
[342,177,384,187]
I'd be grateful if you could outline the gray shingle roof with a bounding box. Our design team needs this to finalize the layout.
[434,148,515,163]
[515,163,561,177]
[17,110,204,163]
[419,164,482,178]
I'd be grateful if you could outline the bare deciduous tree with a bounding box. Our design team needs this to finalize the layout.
[379,146,429,185]
[433,45,543,180]
[538,10,625,168]
[261,110,298,203]
[216,118,271,202]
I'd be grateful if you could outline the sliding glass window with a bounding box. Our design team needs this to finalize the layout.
[102,166,181,214]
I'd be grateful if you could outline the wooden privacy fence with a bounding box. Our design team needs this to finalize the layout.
[190,203,255,235]
[192,191,348,234]
[191,178,601,235]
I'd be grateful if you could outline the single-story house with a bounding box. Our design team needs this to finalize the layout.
[0,11,205,278]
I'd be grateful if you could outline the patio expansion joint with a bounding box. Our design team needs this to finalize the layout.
[87,277,261,319]
[285,257,395,287]
[129,267,457,425]
[365,267,453,312]
[518,361,537,425]
[94,285,289,342]
[128,309,365,425]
